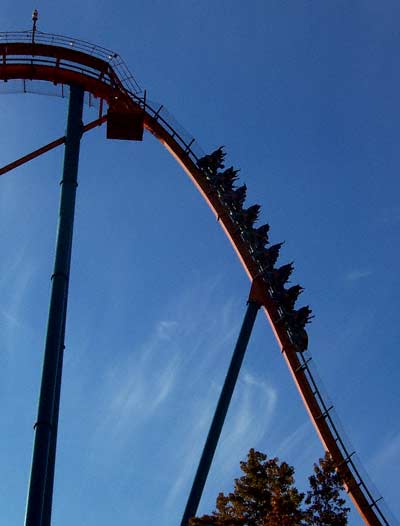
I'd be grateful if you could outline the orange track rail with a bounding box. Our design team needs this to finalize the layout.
[0,31,388,526]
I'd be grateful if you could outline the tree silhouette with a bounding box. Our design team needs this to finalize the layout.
[191,449,304,526]
[305,452,350,526]
[190,449,349,526]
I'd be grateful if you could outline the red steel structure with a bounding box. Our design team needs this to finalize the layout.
[0,29,391,526]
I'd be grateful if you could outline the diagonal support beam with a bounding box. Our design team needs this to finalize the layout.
[0,115,106,177]
[180,280,265,526]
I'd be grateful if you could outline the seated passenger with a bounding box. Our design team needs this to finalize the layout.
[225,184,247,208]
[197,154,212,171]
[291,327,309,352]
[240,204,261,228]
[258,242,284,268]
[215,167,239,192]
[292,305,313,327]
[197,146,226,174]
[272,262,294,287]
[250,223,270,249]
[274,284,304,312]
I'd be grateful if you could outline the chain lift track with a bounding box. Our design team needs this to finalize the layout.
[0,29,392,526]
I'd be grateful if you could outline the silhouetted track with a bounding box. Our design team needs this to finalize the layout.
[0,29,391,526]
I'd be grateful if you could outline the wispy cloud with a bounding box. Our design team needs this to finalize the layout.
[345,269,372,281]
[164,370,278,513]
[164,384,219,510]
[276,420,312,458]
[84,274,281,526]
[380,206,400,225]
[156,320,179,341]
[105,318,183,434]
[370,430,400,471]
[88,276,243,453]
[214,372,277,478]
[229,371,277,442]
[0,246,36,354]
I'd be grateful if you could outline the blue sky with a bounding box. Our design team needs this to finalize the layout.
[0,2,399,525]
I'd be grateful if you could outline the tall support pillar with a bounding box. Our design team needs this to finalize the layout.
[25,84,84,526]
[180,280,264,526]
[41,303,67,526]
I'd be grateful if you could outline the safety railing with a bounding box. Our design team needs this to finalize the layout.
[0,30,141,94]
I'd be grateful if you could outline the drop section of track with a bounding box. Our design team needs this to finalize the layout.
[0,28,392,526]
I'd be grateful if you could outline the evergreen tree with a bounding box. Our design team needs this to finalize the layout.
[305,452,350,526]
[191,449,305,526]
[190,449,350,526]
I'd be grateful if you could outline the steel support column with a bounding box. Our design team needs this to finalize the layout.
[181,282,263,526]
[25,84,84,526]
[41,302,67,526]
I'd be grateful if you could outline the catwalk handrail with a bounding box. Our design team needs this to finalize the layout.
[0,30,141,94]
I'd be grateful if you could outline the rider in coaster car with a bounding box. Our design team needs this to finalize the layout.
[239,204,261,229]
[249,223,270,249]
[214,167,239,192]
[197,147,226,175]
[291,327,309,352]
[291,305,313,327]
[273,284,304,312]
[224,184,247,209]
[287,306,313,352]
[270,262,294,287]
[257,242,284,268]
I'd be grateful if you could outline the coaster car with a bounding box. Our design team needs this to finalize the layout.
[290,327,309,352]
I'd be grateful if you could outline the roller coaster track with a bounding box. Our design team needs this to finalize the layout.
[0,29,392,526]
